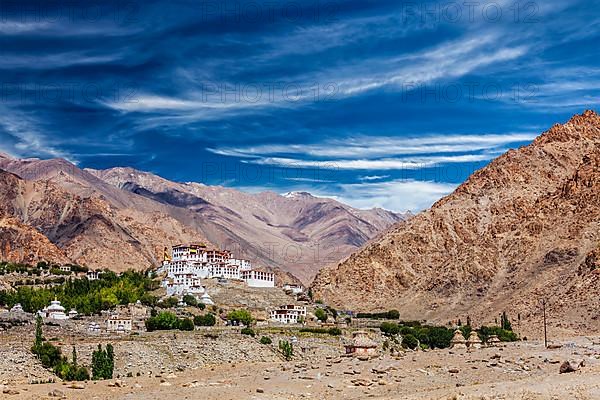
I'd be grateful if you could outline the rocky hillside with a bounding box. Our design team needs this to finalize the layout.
[312,110,600,334]
[0,156,404,282]
[0,168,205,272]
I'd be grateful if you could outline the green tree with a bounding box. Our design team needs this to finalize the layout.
[279,340,293,361]
[194,313,216,326]
[501,311,512,331]
[227,309,253,326]
[33,315,43,352]
[91,344,114,380]
[182,294,198,307]
[145,311,180,331]
[72,346,77,368]
[106,343,114,378]
[314,308,327,322]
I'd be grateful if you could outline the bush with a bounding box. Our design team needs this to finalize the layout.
[241,327,255,337]
[54,361,90,381]
[260,336,272,345]
[194,313,216,327]
[34,342,62,369]
[178,318,195,331]
[478,326,518,343]
[402,334,418,350]
[183,295,197,307]
[314,308,327,322]
[328,327,342,336]
[356,310,400,320]
[299,327,342,336]
[227,309,253,326]
[380,322,400,336]
[158,296,179,309]
[145,311,180,331]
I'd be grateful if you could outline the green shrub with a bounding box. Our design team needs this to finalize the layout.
[314,308,327,322]
[478,326,518,343]
[380,322,400,336]
[241,327,255,336]
[158,296,179,309]
[356,310,400,319]
[328,327,342,336]
[34,342,62,369]
[260,336,272,345]
[402,334,418,350]
[182,295,197,307]
[299,327,342,336]
[145,311,180,331]
[194,313,216,326]
[178,318,195,331]
[227,309,253,326]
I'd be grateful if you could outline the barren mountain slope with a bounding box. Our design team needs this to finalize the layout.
[0,169,203,272]
[312,110,600,334]
[87,168,406,282]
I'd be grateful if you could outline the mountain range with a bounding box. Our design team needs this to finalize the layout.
[312,110,600,334]
[0,156,405,283]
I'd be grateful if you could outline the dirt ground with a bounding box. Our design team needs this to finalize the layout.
[2,335,600,400]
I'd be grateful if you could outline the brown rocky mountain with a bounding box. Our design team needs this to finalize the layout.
[87,167,406,282]
[312,110,600,334]
[0,155,404,283]
[0,167,205,272]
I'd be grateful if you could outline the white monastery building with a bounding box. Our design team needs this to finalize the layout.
[270,305,307,324]
[158,244,275,296]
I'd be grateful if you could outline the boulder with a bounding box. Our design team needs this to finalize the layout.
[559,359,585,374]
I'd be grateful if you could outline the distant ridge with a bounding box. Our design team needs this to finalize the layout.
[0,158,406,283]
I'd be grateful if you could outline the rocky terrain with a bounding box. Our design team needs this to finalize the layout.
[0,154,404,282]
[1,327,600,399]
[0,169,203,272]
[312,110,600,334]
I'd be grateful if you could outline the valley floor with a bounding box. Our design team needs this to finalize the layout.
[1,330,600,400]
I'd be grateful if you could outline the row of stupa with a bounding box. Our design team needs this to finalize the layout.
[450,329,501,349]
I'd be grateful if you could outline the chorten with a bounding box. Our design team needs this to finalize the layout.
[487,335,501,346]
[466,331,482,349]
[450,330,467,349]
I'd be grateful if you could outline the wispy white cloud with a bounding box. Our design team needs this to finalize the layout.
[243,154,493,170]
[209,132,536,159]
[359,175,390,181]
[0,107,74,162]
[314,179,457,212]
[103,32,528,123]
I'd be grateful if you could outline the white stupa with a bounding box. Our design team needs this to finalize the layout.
[68,309,78,319]
[40,298,68,320]
[200,292,214,306]
[10,303,24,313]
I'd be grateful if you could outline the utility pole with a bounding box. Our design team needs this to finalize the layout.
[542,299,548,348]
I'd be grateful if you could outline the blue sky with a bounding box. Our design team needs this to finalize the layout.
[0,0,599,211]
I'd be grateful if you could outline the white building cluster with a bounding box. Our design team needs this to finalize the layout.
[270,305,307,324]
[157,244,275,299]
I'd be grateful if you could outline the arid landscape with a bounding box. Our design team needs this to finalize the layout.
[1,326,600,399]
[1,1,600,398]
